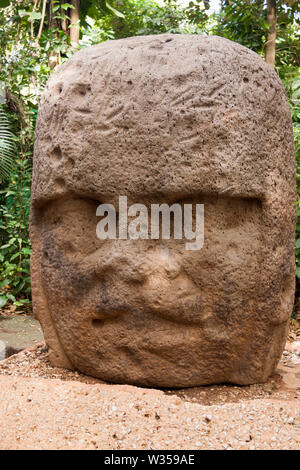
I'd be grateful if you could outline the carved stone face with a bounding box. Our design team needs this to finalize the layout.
[30,34,296,387]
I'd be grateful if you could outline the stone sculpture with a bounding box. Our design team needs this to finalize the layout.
[30,34,296,387]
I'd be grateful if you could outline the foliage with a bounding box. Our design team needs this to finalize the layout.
[0,156,32,308]
[0,0,76,307]
[107,0,188,37]
[283,68,300,283]
[214,0,268,54]
[0,107,16,183]
[214,0,300,66]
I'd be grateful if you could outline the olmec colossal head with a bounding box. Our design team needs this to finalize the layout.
[30,34,296,387]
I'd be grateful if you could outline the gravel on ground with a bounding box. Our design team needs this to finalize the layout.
[0,342,299,450]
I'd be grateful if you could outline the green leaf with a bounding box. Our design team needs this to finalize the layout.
[0,0,10,8]
[0,280,10,289]
[0,297,7,308]
[14,299,31,306]
[61,3,74,10]
[6,293,15,302]
[22,247,32,255]
[28,11,42,20]
[105,1,125,18]
[0,109,16,183]
[9,252,20,261]
[18,9,29,17]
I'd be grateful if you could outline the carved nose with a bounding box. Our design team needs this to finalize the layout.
[94,244,147,283]
[143,248,198,312]
[146,247,182,280]
[93,245,182,284]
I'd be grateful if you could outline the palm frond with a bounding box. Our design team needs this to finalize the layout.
[0,107,16,183]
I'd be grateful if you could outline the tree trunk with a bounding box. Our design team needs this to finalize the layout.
[36,0,47,45]
[70,0,80,45]
[265,0,277,68]
[48,0,61,69]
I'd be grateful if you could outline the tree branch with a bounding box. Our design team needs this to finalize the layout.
[70,0,80,45]
[265,0,277,68]
[36,0,47,46]
[30,0,39,39]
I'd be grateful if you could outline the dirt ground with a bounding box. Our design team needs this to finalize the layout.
[0,339,299,450]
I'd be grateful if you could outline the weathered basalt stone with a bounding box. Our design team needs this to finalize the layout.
[30,34,296,387]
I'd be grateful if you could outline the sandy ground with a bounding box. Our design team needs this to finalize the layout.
[0,342,299,450]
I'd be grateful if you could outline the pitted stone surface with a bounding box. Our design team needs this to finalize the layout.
[30,34,296,387]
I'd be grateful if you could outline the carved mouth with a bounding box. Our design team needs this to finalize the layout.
[90,297,204,327]
[147,292,204,325]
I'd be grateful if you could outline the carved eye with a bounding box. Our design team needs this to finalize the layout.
[42,197,104,258]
